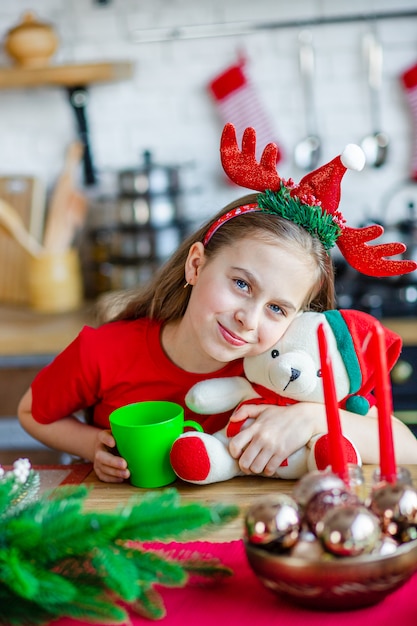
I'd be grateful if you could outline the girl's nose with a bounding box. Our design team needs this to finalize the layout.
[234,305,259,330]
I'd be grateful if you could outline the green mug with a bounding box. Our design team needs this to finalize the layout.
[109,401,203,488]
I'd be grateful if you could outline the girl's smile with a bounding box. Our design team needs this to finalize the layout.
[162,237,318,373]
[218,322,249,347]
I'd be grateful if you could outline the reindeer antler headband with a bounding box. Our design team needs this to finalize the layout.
[204,123,417,277]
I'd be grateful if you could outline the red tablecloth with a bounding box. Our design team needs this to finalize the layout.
[52,540,417,626]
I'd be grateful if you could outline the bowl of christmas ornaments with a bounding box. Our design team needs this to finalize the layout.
[244,321,417,611]
[244,467,417,611]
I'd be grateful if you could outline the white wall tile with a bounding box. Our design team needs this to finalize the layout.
[0,0,416,228]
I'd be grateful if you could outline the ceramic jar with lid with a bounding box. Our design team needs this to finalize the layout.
[4,11,59,67]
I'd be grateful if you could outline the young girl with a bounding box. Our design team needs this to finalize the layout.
[18,124,417,482]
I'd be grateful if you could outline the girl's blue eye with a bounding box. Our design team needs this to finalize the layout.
[269,303,283,315]
[235,278,249,291]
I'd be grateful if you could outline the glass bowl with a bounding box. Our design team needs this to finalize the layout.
[245,538,417,611]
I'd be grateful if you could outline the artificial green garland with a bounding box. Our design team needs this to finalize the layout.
[0,459,238,624]
[257,186,342,250]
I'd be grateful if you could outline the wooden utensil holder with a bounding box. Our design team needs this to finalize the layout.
[28,249,83,313]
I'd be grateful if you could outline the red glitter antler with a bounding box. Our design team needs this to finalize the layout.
[220,123,281,191]
[337,225,417,277]
[219,123,417,277]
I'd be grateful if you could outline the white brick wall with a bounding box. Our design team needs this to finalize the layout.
[1,0,417,227]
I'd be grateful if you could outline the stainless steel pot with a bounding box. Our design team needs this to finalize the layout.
[380,180,417,281]
[107,224,181,261]
[116,195,178,227]
[395,201,417,271]
[118,150,181,197]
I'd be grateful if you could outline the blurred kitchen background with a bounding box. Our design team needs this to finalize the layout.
[0,0,416,461]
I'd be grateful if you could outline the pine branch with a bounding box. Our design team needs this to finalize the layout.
[111,489,238,541]
[130,587,167,621]
[0,464,40,519]
[39,594,128,625]
[0,460,239,624]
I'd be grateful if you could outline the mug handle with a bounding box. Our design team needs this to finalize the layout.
[183,420,204,433]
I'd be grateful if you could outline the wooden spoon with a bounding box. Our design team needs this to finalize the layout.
[43,141,84,252]
[0,198,44,257]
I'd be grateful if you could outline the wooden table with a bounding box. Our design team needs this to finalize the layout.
[80,464,417,542]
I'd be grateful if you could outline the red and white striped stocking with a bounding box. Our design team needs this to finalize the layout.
[401,62,417,181]
[207,57,283,166]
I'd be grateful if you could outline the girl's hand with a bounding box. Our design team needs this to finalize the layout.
[93,429,130,483]
[228,403,324,476]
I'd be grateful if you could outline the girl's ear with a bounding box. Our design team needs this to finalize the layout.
[184,242,206,285]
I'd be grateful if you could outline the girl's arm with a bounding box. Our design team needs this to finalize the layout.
[228,402,417,476]
[17,388,130,483]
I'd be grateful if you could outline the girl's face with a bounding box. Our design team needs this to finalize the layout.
[181,236,319,371]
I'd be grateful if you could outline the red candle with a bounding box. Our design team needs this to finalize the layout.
[317,323,348,480]
[372,321,397,483]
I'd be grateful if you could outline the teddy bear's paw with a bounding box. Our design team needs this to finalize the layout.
[274,446,310,479]
[170,432,241,485]
[307,433,362,472]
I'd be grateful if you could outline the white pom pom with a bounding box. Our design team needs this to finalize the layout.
[341,144,366,171]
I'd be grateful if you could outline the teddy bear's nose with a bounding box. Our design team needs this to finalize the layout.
[283,368,301,391]
[290,368,301,382]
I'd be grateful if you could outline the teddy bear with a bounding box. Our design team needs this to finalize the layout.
[169,309,402,485]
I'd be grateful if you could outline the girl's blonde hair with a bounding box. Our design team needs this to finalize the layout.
[101,193,335,324]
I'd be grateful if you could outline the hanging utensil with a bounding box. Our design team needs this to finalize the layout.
[294,30,321,171]
[360,31,389,167]
[67,86,96,186]
[0,198,44,257]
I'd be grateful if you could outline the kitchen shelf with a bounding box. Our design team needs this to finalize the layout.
[0,61,134,89]
[0,61,134,185]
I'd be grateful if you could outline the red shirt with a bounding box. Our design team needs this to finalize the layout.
[31,318,244,434]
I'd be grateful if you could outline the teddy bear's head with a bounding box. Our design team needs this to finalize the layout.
[243,310,402,415]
